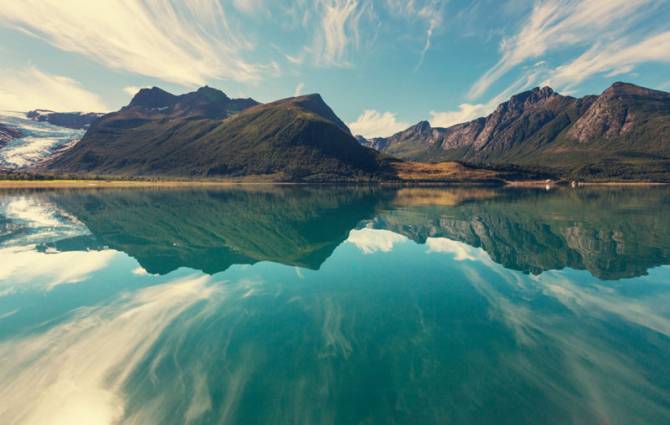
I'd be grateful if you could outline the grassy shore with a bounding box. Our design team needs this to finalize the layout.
[0,178,667,189]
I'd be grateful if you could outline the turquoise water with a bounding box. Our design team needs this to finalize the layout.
[0,187,669,424]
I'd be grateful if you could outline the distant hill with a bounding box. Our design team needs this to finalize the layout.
[26,109,105,129]
[47,86,395,181]
[359,82,670,180]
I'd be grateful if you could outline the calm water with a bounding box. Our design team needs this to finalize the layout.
[1,187,669,425]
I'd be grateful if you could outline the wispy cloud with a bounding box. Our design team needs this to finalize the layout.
[312,0,369,67]
[293,82,305,97]
[468,0,651,99]
[544,31,670,90]
[385,0,445,70]
[233,0,266,16]
[348,109,410,137]
[0,0,261,86]
[0,66,107,112]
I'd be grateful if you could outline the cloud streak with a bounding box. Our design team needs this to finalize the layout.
[0,0,261,86]
[468,0,650,99]
[0,66,107,112]
[312,0,369,67]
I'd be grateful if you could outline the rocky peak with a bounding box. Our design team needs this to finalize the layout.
[128,87,177,109]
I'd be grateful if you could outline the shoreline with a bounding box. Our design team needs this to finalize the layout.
[0,179,668,189]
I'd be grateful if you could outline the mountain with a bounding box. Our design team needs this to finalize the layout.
[26,109,105,129]
[0,111,85,170]
[47,86,394,181]
[360,82,670,180]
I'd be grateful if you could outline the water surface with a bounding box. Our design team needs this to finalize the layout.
[1,187,669,424]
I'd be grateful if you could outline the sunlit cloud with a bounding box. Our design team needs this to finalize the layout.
[122,85,142,97]
[0,0,261,86]
[348,109,410,138]
[346,228,408,254]
[468,0,651,99]
[0,66,107,112]
[0,247,118,293]
[0,275,217,425]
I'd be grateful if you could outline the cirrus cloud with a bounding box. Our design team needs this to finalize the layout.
[0,0,262,86]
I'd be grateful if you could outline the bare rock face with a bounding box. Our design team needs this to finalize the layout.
[568,82,670,142]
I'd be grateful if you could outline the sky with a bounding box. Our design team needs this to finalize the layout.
[1,0,669,138]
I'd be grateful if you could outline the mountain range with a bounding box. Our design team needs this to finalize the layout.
[359,82,670,180]
[0,81,666,182]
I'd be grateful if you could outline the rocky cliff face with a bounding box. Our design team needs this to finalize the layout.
[359,82,670,179]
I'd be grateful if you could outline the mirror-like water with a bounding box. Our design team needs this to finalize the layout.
[1,187,669,424]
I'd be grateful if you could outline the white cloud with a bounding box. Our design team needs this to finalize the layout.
[348,109,410,138]
[293,82,305,97]
[312,0,368,67]
[0,66,107,112]
[544,31,670,90]
[346,228,408,254]
[430,103,490,127]
[468,0,650,99]
[384,0,445,70]
[0,0,261,86]
[123,86,142,97]
[0,275,217,424]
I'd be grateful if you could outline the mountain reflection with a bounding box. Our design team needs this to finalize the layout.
[38,186,670,280]
[47,187,385,275]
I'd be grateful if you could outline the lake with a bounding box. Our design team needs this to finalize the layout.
[1,186,669,424]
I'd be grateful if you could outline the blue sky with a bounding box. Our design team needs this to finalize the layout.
[1,0,669,137]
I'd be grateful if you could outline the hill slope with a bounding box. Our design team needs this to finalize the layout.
[47,87,393,181]
[361,83,670,180]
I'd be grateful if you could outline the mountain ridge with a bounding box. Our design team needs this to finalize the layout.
[359,82,670,180]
